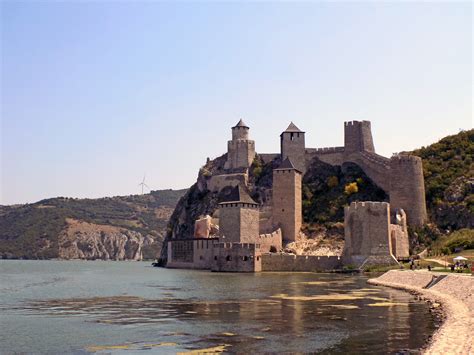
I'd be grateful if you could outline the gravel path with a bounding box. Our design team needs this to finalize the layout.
[368,270,473,355]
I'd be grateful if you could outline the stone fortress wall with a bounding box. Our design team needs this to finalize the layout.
[261,254,342,272]
[261,120,427,227]
[257,228,282,253]
[211,242,262,272]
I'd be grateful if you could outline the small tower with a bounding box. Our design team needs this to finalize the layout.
[344,120,375,154]
[224,119,256,171]
[389,155,428,227]
[280,122,306,174]
[219,185,259,244]
[272,158,302,243]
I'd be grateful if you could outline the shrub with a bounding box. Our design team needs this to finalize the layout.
[327,176,339,188]
[344,182,358,195]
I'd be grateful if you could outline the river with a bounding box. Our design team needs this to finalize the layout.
[0,260,436,353]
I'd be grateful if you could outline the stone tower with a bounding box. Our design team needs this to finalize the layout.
[272,157,302,243]
[219,185,259,244]
[389,155,427,227]
[344,120,375,154]
[343,202,398,267]
[280,122,306,173]
[224,119,256,171]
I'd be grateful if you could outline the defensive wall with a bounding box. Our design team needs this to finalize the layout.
[261,254,342,272]
[166,238,218,270]
[211,242,262,272]
[343,202,399,268]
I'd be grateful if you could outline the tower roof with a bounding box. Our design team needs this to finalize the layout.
[283,122,304,133]
[232,119,249,129]
[274,157,302,173]
[219,185,258,205]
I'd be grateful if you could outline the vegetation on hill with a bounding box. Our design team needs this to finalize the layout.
[0,189,187,259]
[411,129,473,230]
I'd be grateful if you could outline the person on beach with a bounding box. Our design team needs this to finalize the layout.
[427,265,431,271]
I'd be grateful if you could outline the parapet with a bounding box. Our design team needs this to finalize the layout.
[217,242,260,250]
[307,146,345,154]
[346,201,389,213]
[390,154,422,165]
[344,120,371,127]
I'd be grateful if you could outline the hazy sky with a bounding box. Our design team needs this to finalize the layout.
[1,1,472,205]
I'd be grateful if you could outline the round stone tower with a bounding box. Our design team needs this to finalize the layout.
[232,119,249,140]
[389,155,427,228]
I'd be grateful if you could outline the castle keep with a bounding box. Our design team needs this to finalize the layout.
[166,119,426,272]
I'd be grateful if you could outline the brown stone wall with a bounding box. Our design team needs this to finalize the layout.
[343,202,398,267]
[166,239,218,269]
[207,173,248,192]
[261,254,342,271]
[225,140,255,170]
[280,132,306,173]
[389,155,428,227]
[219,204,259,244]
[211,243,262,272]
[272,169,302,243]
[390,224,410,259]
[344,151,391,192]
[305,147,345,166]
[344,120,375,153]
[258,228,282,252]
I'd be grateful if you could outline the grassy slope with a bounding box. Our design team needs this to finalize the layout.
[0,189,187,259]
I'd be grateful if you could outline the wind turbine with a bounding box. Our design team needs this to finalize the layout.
[138,174,149,195]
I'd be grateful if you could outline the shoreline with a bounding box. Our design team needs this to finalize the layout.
[368,270,473,355]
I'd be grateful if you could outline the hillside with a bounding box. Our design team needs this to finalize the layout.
[411,129,473,230]
[0,189,187,260]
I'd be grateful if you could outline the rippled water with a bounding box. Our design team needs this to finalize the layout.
[0,260,436,354]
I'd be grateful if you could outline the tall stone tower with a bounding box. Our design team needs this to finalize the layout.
[389,155,427,227]
[280,122,306,174]
[344,120,375,154]
[224,119,256,171]
[219,185,259,244]
[272,158,302,243]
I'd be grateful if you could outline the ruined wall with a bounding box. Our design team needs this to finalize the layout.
[211,242,262,272]
[261,254,342,271]
[272,169,302,242]
[344,120,375,153]
[219,203,259,243]
[390,225,410,259]
[389,155,428,227]
[281,132,306,173]
[343,202,398,267]
[258,228,282,253]
[207,173,248,192]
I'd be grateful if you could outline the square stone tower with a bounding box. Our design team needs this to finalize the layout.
[224,119,256,170]
[280,122,306,174]
[219,185,259,244]
[272,157,302,243]
[344,120,375,154]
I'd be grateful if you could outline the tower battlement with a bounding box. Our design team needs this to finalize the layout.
[344,120,375,153]
[345,201,389,213]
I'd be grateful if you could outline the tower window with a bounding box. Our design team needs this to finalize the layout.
[291,133,294,141]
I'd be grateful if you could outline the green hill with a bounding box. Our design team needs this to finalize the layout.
[0,189,187,259]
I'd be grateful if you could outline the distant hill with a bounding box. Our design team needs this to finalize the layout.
[0,189,187,260]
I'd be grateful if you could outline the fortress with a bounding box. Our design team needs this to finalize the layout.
[166,119,426,272]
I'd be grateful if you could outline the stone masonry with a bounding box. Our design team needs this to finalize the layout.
[218,185,260,244]
[272,158,302,243]
[224,119,256,171]
[343,202,399,268]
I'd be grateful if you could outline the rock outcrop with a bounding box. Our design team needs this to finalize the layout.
[58,219,153,260]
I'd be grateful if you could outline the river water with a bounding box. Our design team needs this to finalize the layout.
[0,260,436,354]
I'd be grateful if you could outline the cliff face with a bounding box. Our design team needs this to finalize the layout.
[58,219,154,260]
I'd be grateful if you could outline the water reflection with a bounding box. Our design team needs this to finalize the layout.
[0,261,436,354]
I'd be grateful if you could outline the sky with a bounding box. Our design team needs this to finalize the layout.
[1,1,472,205]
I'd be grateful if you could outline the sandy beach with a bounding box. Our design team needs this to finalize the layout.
[368,270,473,354]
